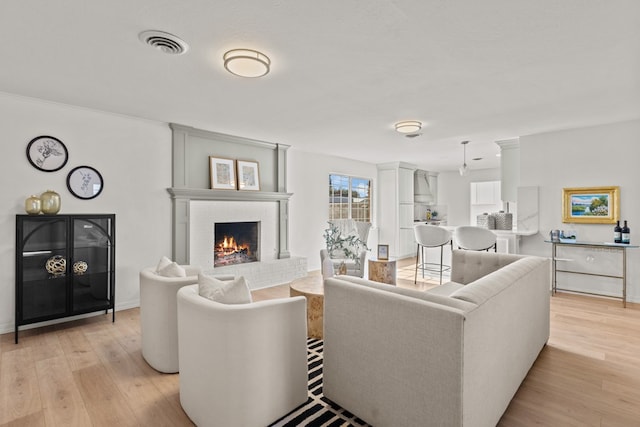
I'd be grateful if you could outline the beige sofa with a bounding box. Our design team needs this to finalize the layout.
[323,250,550,427]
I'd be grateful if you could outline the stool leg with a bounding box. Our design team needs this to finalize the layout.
[414,244,419,284]
[421,246,426,278]
[439,245,444,285]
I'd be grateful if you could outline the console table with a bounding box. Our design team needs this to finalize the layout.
[545,240,638,307]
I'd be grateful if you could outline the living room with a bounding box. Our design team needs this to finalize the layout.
[1,1,639,426]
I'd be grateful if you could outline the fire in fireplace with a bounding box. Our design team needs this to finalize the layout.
[214,221,259,267]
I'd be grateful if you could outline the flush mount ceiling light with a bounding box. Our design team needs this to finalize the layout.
[138,30,189,55]
[459,140,469,176]
[394,121,422,134]
[223,49,271,78]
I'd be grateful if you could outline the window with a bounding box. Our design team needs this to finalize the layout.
[329,174,371,222]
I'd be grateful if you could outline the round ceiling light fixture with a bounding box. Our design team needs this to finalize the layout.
[223,49,271,78]
[138,30,189,55]
[394,121,422,134]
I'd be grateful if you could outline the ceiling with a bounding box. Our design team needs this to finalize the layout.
[1,0,639,172]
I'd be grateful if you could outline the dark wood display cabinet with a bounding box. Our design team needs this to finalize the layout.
[15,214,115,343]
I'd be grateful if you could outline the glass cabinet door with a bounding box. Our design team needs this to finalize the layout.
[19,217,68,321]
[71,217,113,313]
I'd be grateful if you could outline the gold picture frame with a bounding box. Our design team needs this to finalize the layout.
[562,186,619,224]
[236,160,260,191]
[209,156,236,190]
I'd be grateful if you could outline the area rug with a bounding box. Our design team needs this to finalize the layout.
[269,339,371,427]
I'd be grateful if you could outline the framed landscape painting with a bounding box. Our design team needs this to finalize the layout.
[562,186,619,224]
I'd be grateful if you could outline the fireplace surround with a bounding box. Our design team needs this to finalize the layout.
[167,123,307,289]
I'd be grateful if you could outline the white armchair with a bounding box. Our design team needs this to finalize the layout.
[325,219,371,277]
[177,284,308,427]
[139,266,233,373]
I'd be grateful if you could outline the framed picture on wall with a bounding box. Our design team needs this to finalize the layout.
[209,157,236,190]
[377,244,389,260]
[562,186,619,224]
[26,135,69,172]
[237,160,260,191]
[66,165,104,199]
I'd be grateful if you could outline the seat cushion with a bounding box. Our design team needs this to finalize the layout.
[198,274,252,304]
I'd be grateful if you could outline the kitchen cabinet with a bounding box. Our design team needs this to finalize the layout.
[471,181,501,205]
[496,138,519,202]
[15,214,115,342]
[377,162,417,259]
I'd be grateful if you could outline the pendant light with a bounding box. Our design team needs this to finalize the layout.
[459,141,469,176]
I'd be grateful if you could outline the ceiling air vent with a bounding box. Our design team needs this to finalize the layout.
[139,30,189,55]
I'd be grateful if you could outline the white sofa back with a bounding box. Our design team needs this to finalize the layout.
[323,251,550,427]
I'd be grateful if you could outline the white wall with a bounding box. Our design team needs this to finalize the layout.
[287,149,378,271]
[519,119,640,303]
[437,168,501,226]
[0,93,172,333]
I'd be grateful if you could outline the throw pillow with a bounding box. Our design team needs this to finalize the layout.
[198,274,252,304]
[156,255,173,272]
[157,261,187,277]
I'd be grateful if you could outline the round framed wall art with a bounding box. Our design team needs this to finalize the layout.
[66,166,104,200]
[26,135,69,172]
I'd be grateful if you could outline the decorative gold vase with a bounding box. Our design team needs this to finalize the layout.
[338,262,347,275]
[25,195,41,215]
[40,190,61,214]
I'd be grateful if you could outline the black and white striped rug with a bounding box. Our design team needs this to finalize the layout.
[269,339,371,427]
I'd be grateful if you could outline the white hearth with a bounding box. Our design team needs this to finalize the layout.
[189,200,306,289]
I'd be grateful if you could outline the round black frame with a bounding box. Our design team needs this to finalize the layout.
[26,135,69,172]
[66,166,104,200]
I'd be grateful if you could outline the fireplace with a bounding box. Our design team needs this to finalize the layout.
[214,221,260,267]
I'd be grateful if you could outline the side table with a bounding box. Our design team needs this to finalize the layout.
[368,257,397,285]
[289,274,324,338]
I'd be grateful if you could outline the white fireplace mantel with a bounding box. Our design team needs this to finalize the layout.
[167,188,293,264]
[168,187,292,202]
[168,123,293,265]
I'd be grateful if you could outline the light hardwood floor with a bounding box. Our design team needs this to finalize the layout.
[1,266,639,426]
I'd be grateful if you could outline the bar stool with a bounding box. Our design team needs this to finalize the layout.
[453,226,497,252]
[413,224,452,285]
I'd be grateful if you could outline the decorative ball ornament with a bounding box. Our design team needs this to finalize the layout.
[73,261,88,275]
[45,255,66,276]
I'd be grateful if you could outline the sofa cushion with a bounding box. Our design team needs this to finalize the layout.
[198,274,252,304]
[157,261,187,277]
[450,250,525,284]
[336,276,476,312]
